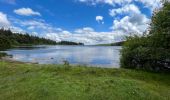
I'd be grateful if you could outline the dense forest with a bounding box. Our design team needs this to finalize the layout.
[56,41,84,45]
[0,29,57,50]
[121,1,170,72]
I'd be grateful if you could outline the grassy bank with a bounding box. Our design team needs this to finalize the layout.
[0,61,170,100]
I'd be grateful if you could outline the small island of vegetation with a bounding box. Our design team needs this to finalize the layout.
[97,41,125,46]
[56,41,84,45]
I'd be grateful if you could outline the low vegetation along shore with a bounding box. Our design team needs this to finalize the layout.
[0,61,170,100]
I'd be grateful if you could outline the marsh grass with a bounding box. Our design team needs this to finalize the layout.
[0,61,170,100]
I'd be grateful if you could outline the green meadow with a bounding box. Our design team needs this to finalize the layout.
[0,61,169,100]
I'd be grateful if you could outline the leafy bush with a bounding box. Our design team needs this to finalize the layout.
[121,1,170,72]
[121,36,150,69]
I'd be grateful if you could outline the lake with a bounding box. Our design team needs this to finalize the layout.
[4,45,122,68]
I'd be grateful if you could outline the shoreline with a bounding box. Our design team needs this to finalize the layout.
[0,56,119,69]
[0,56,39,64]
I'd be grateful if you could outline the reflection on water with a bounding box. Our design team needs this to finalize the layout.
[5,45,122,68]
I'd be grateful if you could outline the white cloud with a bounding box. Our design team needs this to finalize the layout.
[0,12,10,27]
[78,0,132,6]
[75,27,94,33]
[14,8,41,16]
[10,26,26,33]
[136,0,162,10]
[1,7,124,45]
[5,15,125,44]
[96,16,104,24]
[77,0,163,37]
[10,18,61,33]
[111,13,149,34]
[45,27,124,45]
[78,0,162,10]
[78,0,165,8]
[109,4,140,16]
[77,0,162,36]
[0,12,28,33]
[0,11,119,45]
[108,3,150,34]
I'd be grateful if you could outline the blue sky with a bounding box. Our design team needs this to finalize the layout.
[0,0,162,44]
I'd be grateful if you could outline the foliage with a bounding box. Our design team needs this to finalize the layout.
[57,41,84,45]
[0,28,57,50]
[121,1,170,72]
[97,41,125,46]
[0,36,11,50]
[0,61,170,100]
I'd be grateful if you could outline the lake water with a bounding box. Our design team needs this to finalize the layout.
[4,45,122,68]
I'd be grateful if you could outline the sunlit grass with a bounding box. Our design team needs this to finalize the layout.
[0,61,169,100]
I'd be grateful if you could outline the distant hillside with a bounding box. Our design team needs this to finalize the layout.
[97,41,125,46]
[0,28,57,50]
[57,41,84,45]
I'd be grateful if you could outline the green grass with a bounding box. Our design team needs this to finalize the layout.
[0,61,170,100]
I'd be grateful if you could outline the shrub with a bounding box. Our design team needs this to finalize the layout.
[121,1,170,72]
[120,36,150,69]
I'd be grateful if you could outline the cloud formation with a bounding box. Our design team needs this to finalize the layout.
[136,0,162,10]
[45,27,124,45]
[0,12,10,27]
[78,0,162,34]
[111,14,149,34]
[78,0,162,9]
[77,0,162,42]
[14,8,41,16]
[96,16,104,24]
[11,17,123,44]
[109,4,140,17]
[19,20,60,33]
[0,0,165,45]
[78,0,132,6]
[109,3,150,34]
[0,9,147,45]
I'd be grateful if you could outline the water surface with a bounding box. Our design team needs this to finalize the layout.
[4,45,121,68]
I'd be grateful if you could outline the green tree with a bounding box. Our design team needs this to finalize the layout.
[0,36,11,50]
[0,28,57,49]
[121,1,170,72]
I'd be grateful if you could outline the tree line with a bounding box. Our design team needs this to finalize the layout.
[56,41,84,45]
[0,29,57,50]
[121,1,170,72]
